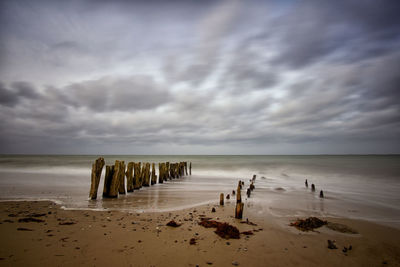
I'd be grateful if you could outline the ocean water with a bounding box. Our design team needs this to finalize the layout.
[0,155,399,227]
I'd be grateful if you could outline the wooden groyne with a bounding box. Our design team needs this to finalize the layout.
[89,158,192,200]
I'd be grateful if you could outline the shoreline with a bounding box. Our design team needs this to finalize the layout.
[1,200,400,266]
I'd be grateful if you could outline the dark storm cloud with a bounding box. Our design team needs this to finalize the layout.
[0,81,39,106]
[64,75,171,111]
[0,0,399,154]
[264,0,400,67]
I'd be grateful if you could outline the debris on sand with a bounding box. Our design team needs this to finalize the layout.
[59,221,76,225]
[29,213,46,217]
[290,217,327,231]
[189,238,196,245]
[211,208,216,212]
[327,240,337,249]
[166,220,181,227]
[199,220,219,228]
[18,217,44,223]
[241,231,254,235]
[199,220,240,239]
[17,227,33,231]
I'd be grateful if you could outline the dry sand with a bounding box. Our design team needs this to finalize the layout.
[0,200,399,267]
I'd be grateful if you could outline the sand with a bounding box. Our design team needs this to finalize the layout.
[0,200,399,267]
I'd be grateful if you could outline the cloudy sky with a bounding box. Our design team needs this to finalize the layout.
[0,0,399,154]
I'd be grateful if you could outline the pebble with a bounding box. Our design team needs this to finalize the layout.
[232,261,239,266]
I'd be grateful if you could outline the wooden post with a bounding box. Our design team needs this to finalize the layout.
[220,193,224,205]
[238,180,242,190]
[173,163,178,178]
[250,182,255,191]
[166,162,170,180]
[143,162,150,186]
[134,162,142,189]
[126,162,134,192]
[151,163,157,185]
[180,162,185,176]
[102,165,114,198]
[305,179,308,187]
[235,203,244,219]
[169,163,174,179]
[235,182,243,219]
[140,164,145,187]
[311,184,315,192]
[163,163,168,182]
[89,157,105,200]
[158,163,164,184]
[246,188,251,198]
[189,162,192,175]
[109,160,122,198]
[185,162,188,176]
[236,184,242,204]
[118,161,126,194]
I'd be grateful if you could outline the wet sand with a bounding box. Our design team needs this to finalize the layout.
[0,200,399,267]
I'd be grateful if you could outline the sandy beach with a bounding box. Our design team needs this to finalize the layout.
[1,200,399,267]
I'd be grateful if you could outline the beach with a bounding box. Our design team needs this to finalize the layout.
[1,200,400,266]
[0,155,400,266]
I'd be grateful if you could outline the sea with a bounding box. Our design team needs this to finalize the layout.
[0,155,399,228]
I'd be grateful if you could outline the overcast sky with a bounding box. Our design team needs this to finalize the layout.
[0,0,399,154]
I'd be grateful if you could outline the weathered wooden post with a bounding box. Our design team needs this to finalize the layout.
[163,163,168,182]
[246,188,251,198]
[166,162,170,180]
[189,162,192,175]
[134,162,142,189]
[126,162,134,192]
[185,162,188,175]
[250,182,255,191]
[320,190,324,198]
[118,161,126,195]
[102,165,114,198]
[169,163,174,178]
[151,163,157,185]
[220,193,224,206]
[143,162,150,186]
[235,182,243,218]
[311,184,315,192]
[109,160,122,198]
[235,202,244,219]
[173,163,178,178]
[305,179,308,187]
[89,157,105,200]
[236,184,242,204]
[140,163,146,186]
[158,163,164,183]
[180,162,185,176]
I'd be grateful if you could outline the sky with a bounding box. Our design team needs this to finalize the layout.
[0,0,399,154]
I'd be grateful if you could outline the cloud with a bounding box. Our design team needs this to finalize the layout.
[64,75,171,111]
[0,81,39,107]
[0,0,399,154]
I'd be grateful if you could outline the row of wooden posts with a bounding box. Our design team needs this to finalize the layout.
[89,157,192,200]
[305,179,324,198]
[218,174,257,219]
